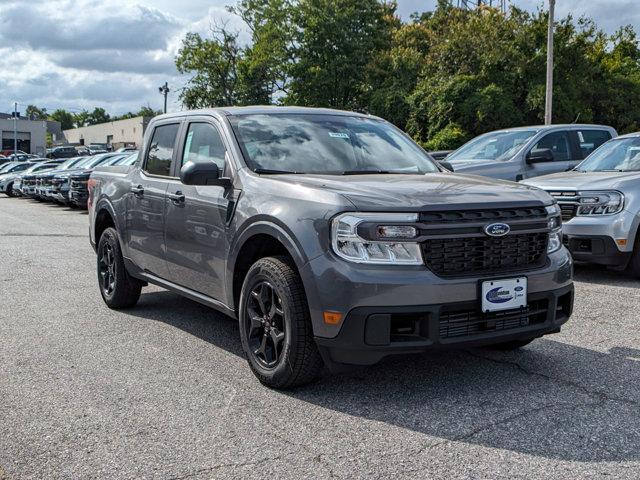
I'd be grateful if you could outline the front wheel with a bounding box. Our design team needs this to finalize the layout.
[238,256,324,389]
[97,227,142,309]
[5,183,14,197]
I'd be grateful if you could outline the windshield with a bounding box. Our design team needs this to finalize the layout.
[116,152,139,165]
[28,162,60,173]
[229,114,439,174]
[448,130,537,162]
[0,162,17,173]
[59,157,85,169]
[576,137,640,172]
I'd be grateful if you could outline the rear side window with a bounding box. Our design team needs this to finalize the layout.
[531,131,572,161]
[577,130,612,158]
[182,123,226,170]
[145,124,179,176]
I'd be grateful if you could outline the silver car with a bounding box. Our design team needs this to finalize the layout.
[523,132,640,276]
[446,124,617,181]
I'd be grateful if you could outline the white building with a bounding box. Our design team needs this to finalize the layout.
[0,117,48,156]
[63,116,151,150]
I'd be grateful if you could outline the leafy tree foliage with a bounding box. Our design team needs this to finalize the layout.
[49,109,75,130]
[26,105,48,120]
[175,0,640,148]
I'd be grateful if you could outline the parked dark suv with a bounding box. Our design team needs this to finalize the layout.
[89,107,574,388]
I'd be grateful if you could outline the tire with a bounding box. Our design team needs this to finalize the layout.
[626,236,640,278]
[97,227,142,309]
[486,338,535,351]
[5,183,14,197]
[238,256,324,389]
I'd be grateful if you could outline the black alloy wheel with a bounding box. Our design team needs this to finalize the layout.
[98,241,116,298]
[96,227,142,309]
[245,281,286,368]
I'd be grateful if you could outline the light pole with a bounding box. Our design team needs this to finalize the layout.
[13,102,18,156]
[159,82,170,114]
[544,0,555,125]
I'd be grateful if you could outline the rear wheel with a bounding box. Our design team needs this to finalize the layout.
[238,256,324,389]
[97,227,142,309]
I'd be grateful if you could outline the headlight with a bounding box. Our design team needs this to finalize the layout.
[331,213,423,265]
[577,191,624,215]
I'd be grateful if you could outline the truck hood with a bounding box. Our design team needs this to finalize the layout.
[268,173,551,210]
[446,158,504,172]
[523,170,640,192]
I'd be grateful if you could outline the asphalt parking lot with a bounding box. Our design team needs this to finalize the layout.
[0,196,639,479]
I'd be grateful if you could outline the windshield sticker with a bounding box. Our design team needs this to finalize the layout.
[329,132,349,139]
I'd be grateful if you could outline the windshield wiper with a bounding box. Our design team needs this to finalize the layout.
[253,168,302,174]
[340,170,393,175]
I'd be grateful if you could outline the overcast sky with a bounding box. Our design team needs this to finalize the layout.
[0,0,638,117]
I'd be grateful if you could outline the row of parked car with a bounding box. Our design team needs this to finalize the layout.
[0,151,138,208]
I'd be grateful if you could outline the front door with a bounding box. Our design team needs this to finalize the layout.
[125,121,181,278]
[525,130,578,178]
[164,120,232,301]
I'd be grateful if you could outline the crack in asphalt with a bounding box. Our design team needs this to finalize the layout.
[165,455,286,480]
[463,350,639,407]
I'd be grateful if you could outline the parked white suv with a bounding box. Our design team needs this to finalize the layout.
[523,132,640,276]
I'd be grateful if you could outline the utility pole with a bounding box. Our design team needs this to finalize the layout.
[544,0,555,125]
[13,102,18,156]
[158,82,170,114]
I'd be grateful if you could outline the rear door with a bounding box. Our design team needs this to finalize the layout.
[125,120,182,278]
[525,130,578,178]
[164,117,233,300]
[572,128,613,160]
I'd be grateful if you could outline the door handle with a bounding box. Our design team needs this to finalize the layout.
[131,184,144,196]
[168,190,185,204]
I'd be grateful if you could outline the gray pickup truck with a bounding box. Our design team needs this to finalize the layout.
[88,106,574,388]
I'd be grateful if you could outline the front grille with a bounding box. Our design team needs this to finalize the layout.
[420,206,547,223]
[70,179,88,192]
[439,299,548,339]
[423,232,548,277]
[559,204,577,221]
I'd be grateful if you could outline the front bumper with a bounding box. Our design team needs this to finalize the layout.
[315,284,574,366]
[303,247,573,337]
[561,210,639,266]
[69,190,89,207]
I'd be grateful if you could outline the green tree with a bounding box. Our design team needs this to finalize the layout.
[26,105,48,120]
[86,107,111,125]
[285,0,396,109]
[176,28,243,108]
[49,109,75,130]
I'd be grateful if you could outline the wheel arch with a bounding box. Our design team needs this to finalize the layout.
[227,220,311,314]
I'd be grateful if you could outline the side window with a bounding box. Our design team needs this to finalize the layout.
[145,123,180,176]
[577,130,611,159]
[531,131,572,161]
[182,122,226,171]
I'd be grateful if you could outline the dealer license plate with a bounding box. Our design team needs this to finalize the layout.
[481,277,527,313]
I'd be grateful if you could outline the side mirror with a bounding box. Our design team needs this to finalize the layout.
[526,148,554,164]
[179,161,231,187]
[439,161,454,172]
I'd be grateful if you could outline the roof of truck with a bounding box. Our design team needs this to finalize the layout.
[153,106,373,121]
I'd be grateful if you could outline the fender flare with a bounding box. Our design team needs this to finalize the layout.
[225,218,312,307]
[92,197,123,247]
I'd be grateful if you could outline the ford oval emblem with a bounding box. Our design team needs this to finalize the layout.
[484,223,511,237]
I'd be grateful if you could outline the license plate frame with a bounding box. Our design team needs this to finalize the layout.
[481,277,527,313]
